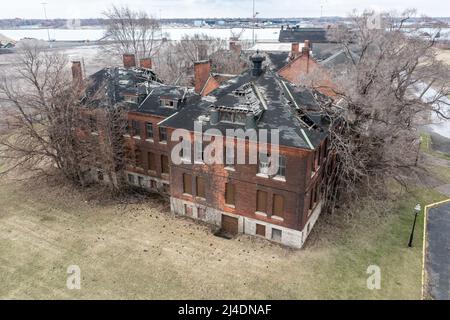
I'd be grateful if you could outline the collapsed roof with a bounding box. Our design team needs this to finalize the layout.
[161,53,333,149]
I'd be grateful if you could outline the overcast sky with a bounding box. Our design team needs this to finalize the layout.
[1,0,449,19]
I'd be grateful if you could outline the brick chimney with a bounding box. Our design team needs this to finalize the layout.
[123,53,136,68]
[140,57,152,69]
[71,61,83,83]
[302,40,310,57]
[194,60,211,94]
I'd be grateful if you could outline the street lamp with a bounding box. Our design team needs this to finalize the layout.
[408,204,421,247]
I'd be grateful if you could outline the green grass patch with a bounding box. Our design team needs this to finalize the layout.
[0,176,446,299]
[420,133,450,161]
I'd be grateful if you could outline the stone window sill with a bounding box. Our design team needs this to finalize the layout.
[225,204,235,209]
[224,166,235,172]
[133,136,141,140]
[256,173,269,179]
[271,215,284,222]
[255,211,267,217]
[273,175,286,182]
[145,138,154,143]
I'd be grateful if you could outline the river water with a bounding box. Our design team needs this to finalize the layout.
[0,27,281,42]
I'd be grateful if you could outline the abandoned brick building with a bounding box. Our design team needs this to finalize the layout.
[76,46,334,249]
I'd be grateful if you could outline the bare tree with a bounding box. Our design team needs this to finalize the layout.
[155,33,247,85]
[0,40,89,183]
[102,5,162,60]
[316,10,450,212]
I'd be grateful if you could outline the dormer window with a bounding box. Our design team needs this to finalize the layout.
[124,95,138,104]
[160,98,177,108]
[219,111,246,124]
[220,111,233,123]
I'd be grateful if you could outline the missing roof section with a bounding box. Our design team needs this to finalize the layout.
[212,81,267,117]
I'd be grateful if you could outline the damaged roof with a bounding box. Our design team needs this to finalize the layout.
[161,60,332,149]
[132,85,200,117]
[85,67,163,107]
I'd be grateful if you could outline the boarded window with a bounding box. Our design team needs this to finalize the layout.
[256,190,268,213]
[225,183,235,206]
[196,176,206,198]
[146,122,153,139]
[128,174,135,184]
[147,152,156,171]
[183,173,192,195]
[272,194,284,217]
[161,155,169,174]
[256,224,266,237]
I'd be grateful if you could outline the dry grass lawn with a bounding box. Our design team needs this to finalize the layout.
[1,172,447,300]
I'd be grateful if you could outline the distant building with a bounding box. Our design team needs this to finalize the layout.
[279,26,332,43]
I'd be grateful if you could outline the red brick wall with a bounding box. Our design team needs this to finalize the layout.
[123,54,136,68]
[125,112,170,181]
[278,55,338,98]
[166,130,319,231]
[139,58,152,69]
[194,61,211,94]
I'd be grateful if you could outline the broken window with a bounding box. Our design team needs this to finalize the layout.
[159,127,167,143]
[277,155,287,178]
[160,99,176,108]
[271,228,282,242]
[258,153,270,175]
[131,120,140,137]
[220,111,233,122]
[138,176,144,188]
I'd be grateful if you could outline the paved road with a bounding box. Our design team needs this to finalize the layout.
[425,201,450,300]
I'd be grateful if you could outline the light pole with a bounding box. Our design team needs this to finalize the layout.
[41,2,51,43]
[408,204,422,247]
[252,0,259,45]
